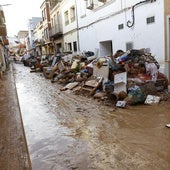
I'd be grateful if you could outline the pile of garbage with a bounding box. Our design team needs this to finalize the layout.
[27,49,169,107]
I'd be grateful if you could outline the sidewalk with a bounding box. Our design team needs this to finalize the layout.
[0,64,31,170]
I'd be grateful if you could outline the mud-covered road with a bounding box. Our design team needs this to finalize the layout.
[13,63,170,170]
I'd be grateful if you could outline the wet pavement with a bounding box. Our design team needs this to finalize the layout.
[0,65,31,170]
[12,63,170,169]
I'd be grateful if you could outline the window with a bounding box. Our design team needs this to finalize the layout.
[70,6,75,22]
[51,16,54,28]
[146,16,155,24]
[49,0,59,10]
[126,42,133,51]
[118,24,124,30]
[68,43,72,51]
[73,41,77,52]
[64,11,69,25]
[44,28,49,40]
[56,43,62,53]
[42,9,47,21]
[65,43,72,51]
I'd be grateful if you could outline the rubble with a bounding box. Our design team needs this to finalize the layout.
[24,48,169,107]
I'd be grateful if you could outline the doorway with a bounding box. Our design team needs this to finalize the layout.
[56,43,62,53]
[99,40,113,57]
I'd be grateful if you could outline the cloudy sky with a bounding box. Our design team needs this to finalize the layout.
[0,0,43,36]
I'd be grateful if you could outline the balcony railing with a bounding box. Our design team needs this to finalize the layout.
[49,24,63,39]
[50,0,62,10]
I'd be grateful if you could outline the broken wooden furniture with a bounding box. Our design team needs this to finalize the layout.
[43,57,65,79]
[80,76,103,96]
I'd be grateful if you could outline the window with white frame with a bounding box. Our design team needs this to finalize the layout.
[65,42,72,52]
[80,1,86,17]
[44,28,49,40]
[70,6,75,22]
[42,8,47,21]
[64,10,69,25]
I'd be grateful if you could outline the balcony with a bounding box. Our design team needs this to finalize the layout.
[49,25,63,39]
[50,0,62,10]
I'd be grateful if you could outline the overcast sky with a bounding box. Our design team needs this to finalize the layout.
[0,0,43,37]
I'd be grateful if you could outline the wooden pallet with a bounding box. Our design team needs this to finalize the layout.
[81,76,103,96]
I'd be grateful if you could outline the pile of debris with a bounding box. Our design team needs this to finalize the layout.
[29,49,169,107]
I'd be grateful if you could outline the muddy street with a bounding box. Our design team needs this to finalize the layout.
[13,63,170,170]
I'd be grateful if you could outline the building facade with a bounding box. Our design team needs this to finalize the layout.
[27,17,42,56]
[164,0,170,79]
[0,6,9,72]
[76,0,169,77]
[33,21,43,57]
[40,0,53,55]
[60,0,78,53]
[32,0,170,78]
[49,0,63,54]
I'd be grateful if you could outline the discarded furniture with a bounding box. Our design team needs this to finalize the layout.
[80,76,103,96]
[43,57,65,79]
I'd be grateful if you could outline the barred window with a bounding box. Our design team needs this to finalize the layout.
[146,16,155,24]
[126,42,133,51]
[118,24,124,30]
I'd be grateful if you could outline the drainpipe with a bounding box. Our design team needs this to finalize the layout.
[75,0,80,53]
[127,0,152,28]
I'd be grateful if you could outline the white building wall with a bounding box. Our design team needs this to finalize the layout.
[60,0,78,52]
[64,31,77,44]
[77,0,165,73]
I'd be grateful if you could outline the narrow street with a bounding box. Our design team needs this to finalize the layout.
[13,63,170,170]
